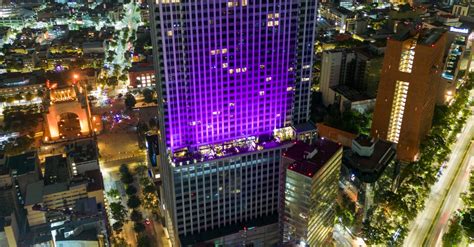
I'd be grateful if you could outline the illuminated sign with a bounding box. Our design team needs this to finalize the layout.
[450,27,469,34]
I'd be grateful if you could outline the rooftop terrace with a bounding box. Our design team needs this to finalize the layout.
[285,138,342,178]
[172,128,294,166]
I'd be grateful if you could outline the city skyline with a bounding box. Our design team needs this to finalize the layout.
[0,1,472,247]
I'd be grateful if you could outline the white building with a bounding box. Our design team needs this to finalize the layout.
[320,50,355,106]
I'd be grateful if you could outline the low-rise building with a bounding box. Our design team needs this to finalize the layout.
[23,198,107,247]
[24,169,104,227]
[66,139,99,176]
[281,138,343,246]
[128,63,155,88]
[0,214,20,247]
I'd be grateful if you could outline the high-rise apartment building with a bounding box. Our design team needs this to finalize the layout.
[371,28,447,162]
[150,0,317,245]
[281,139,342,246]
[320,49,356,106]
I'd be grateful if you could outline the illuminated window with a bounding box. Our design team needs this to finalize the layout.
[387,80,409,143]
[210,48,227,55]
[158,0,180,3]
[265,77,272,81]
[267,13,280,27]
[259,91,265,96]
[167,30,173,36]
[399,40,416,73]
[302,77,310,81]
[227,1,238,7]
[222,63,228,68]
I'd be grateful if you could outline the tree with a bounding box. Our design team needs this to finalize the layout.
[119,74,128,82]
[111,236,129,247]
[37,90,44,98]
[112,221,123,232]
[119,164,130,174]
[133,222,145,233]
[135,165,147,177]
[107,189,120,199]
[127,195,141,209]
[443,215,464,246]
[130,210,143,222]
[6,97,14,103]
[110,202,127,222]
[14,93,23,101]
[0,96,6,103]
[121,172,134,184]
[126,185,137,195]
[144,184,156,194]
[25,92,34,101]
[142,88,154,103]
[124,93,136,109]
[137,235,151,247]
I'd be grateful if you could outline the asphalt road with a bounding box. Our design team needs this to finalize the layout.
[427,144,473,246]
[403,110,474,247]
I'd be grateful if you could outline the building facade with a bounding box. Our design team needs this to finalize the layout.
[320,49,356,106]
[281,139,342,246]
[371,28,447,162]
[150,0,317,245]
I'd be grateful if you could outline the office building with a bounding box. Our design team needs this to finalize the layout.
[371,28,447,162]
[340,135,397,220]
[150,0,317,245]
[281,138,342,246]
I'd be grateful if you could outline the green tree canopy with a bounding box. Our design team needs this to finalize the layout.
[110,202,127,222]
[127,195,141,209]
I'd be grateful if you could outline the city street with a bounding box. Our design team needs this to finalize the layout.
[428,144,473,246]
[403,109,474,247]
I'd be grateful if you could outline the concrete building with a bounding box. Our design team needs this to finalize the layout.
[150,0,317,245]
[128,63,155,88]
[0,214,20,247]
[24,169,104,227]
[23,198,107,247]
[320,48,382,109]
[5,151,41,197]
[320,49,356,106]
[340,135,397,220]
[65,139,99,176]
[44,155,70,185]
[281,138,342,246]
[371,28,447,162]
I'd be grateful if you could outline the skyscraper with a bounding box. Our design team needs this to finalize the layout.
[150,0,317,245]
[371,28,446,162]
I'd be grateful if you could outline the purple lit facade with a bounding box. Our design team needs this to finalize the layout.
[151,0,317,245]
[154,1,305,152]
